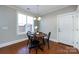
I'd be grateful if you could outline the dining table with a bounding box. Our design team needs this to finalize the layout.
[30,32,47,45]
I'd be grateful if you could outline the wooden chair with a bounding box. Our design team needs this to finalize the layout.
[29,35,43,54]
[44,32,51,49]
[26,31,32,45]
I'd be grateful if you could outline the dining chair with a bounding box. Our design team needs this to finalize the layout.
[44,32,51,49]
[26,31,32,45]
[29,35,43,54]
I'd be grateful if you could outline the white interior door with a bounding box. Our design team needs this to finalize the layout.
[74,13,79,48]
[58,14,74,45]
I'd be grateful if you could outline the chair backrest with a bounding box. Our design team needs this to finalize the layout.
[27,31,31,35]
[26,31,31,39]
[47,32,51,40]
[30,33,39,46]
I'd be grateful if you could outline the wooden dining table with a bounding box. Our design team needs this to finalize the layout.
[35,32,46,45]
[30,32,47,45]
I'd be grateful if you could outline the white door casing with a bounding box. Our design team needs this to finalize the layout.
[57,13,74,45]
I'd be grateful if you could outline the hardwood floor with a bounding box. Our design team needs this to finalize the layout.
[0,40,79,54]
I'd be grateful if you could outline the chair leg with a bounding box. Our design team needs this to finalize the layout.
[29,48,31,53]
[48,42,50,49]
[38,45,43,51]
[35,48,38,54]
[43,39,45,45]
[27,40,29,45]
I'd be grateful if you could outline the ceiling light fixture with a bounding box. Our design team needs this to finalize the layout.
[37,17,41,21]
[35,5,41,21]
[34,17,36,20]
[34,26,38,29]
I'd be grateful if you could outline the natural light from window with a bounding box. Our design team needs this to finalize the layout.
[27,16,34,24]
[18,13,26,26]
[17,13,34,34]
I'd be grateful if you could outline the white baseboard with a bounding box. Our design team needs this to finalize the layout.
[0,38,28,48]
[50,38,79,49]
[50,38,59,42]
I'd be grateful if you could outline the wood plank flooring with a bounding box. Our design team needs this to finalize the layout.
[0,40,79,54]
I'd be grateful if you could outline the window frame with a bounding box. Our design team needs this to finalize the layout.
[17,12,34,35]
[17,12,26,35]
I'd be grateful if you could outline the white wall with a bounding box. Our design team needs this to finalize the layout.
[0,5,34,47]
[39,5,77,41]
[0,5,17,44]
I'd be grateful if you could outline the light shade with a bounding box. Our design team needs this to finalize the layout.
[37,17,41,21]
[34,26,38,29]
[34,17,36,20]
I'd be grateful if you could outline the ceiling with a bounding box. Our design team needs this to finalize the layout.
[15,5,70,16]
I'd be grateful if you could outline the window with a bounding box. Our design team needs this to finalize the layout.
[17,13,34,34]
[17,13,26,34]
[26,16,34,33]
[18,13,26,26]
